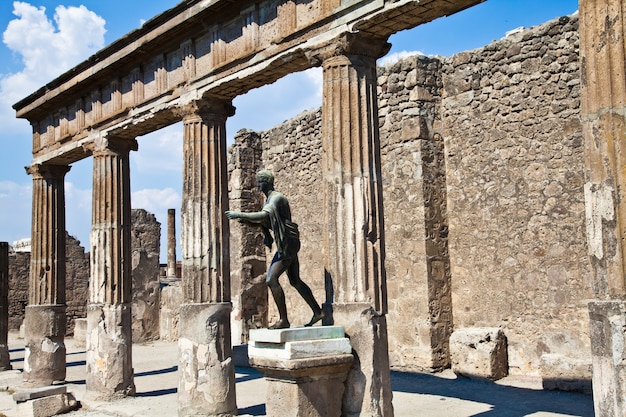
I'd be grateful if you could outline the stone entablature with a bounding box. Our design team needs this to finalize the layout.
[13,0,481,166]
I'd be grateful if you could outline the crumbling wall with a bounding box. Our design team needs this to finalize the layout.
[378,56,453,371]
[64,234,89,335]
[228,129,268,344]
[8,234,89,335]
[8,249,28,331]
[441,15,591,376]
[131,208,161,342]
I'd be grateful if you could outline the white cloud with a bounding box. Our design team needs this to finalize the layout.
[378,50,425,67]
[1,2,106,134]
[0,180,32,243]
[134,124,183,175]
[132,188,181,215]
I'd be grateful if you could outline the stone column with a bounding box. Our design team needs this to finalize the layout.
[178,99,237,417]
[85,136,137,400]
[0,242,10,370]
[315,33,394,417]
[579,1,626,415]
[23,163,70,385]
[167,208,177,278]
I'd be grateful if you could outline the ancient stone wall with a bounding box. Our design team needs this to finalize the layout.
[8,234,90,335]
[64,234,90,335]
[7,211,160,340]
[441,15,591,376]
[8,249,28,331]
[228,130,268,344]
[130,208,161,342]
[229,14,591,379]
[378,56,453,371]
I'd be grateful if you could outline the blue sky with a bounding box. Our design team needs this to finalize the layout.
[0,0,579,260]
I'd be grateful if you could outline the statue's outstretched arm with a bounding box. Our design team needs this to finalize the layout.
[225,210,269,224]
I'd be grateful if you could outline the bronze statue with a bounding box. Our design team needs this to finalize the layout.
[226,169,324,329]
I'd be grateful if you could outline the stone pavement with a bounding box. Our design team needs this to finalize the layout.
[0,332,594,417]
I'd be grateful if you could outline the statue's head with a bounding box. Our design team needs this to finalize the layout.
[256,169,274,187]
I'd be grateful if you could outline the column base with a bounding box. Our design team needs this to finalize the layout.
[85,303,135,401]
[333,303,394,417]
[589,300,626,417]
[252,355,353,417]
[178,302,237,417]
[0,345,10,371]
[23,305,66,385]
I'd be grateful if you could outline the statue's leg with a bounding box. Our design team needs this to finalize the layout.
[267,256,290,329]
[286,257,324,326]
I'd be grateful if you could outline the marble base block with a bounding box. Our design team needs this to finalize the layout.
[249,326,353,417]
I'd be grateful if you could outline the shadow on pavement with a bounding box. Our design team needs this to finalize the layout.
[391,371,594,417]
[135,365,177,377]
[236,367,263,384]
[238,403,266,416]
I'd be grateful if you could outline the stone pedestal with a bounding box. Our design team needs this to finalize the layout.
[589,300,626,416]
[85,303,135,400]
[23,305,66,385]
[249,327,353,417]
[178,302,236,417]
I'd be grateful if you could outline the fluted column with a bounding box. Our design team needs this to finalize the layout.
[0,242,11,371]
[85,136,137,400]
[178,98,237,417]
[579,1,626,415]
[23,163,70,385]
[317,33,394,417]
[181,100,233,303]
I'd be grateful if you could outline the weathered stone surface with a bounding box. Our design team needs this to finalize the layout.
[250,354,353,417]
[332,303,394,417]
[8,249,29,331]
[85,303,135,401]
[63,234,89,336]
[178,302,236,417]
[131,208,161,343]
[228,130,268,345]
[540,353,592,393]
[588,300,626,417]
[23,305,66,385]
[442,15,589,377]
[16,392,79,417]
[9,234,90,336]
[159,283,182,342]
[72,318,86,349]
[0,242,10,370]
[449,327,508,381]
[13,385,66,402]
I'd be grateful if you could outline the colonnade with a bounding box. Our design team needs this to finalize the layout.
[22,32,395,416]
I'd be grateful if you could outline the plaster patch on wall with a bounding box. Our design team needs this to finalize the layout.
[584,182,615,259]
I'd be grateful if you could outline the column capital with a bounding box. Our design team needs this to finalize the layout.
[84,136,138,157]
[25,164,71,179]
[307,32,391,66]
[176,98,235,123]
